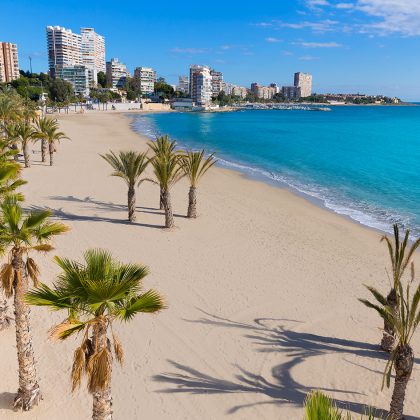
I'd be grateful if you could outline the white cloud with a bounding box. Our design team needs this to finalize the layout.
[265,37,282,43]
[296,41,343,47]
[170,47,208,54]
[299,55,320,60]
[281,19,339,32]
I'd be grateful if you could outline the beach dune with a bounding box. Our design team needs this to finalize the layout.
[0,112,419,419]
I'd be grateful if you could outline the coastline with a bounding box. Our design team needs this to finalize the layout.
[2,111,419,419]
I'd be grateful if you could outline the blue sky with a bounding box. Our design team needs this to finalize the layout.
[1,0,419,100]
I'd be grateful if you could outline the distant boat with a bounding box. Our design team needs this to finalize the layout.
[309,107,332,112]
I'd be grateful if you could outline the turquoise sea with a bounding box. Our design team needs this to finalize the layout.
[130,106,420,236]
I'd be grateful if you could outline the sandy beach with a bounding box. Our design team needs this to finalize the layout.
[1,111,419,420]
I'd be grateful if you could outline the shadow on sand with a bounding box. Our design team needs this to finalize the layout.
[153,310,420,418]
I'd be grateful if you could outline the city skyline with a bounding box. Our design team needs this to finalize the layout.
[1,0,419,100]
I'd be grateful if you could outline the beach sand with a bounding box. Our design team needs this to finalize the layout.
[1,111,419,419]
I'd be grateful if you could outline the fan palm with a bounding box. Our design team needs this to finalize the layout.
[34,116,55,163]
[360,276,420,420]
[147,135,177,209]
[39,119,69,166]
[100,150,149,222]
[15,121,37,168]
[147,153,184,228]
[26,249,165,420]
[378,225,420,352]
[179,150,216,218]
[0,200,68,410]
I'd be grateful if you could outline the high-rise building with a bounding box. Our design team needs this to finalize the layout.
[46,26,105,86]
[210,69,223,95]
[133,67,156,95]
[0,42,19,83]
[189,65,212,108]
[177,75,189,94]
[46,26,82,78]
[294,72,312,98]
[282,85,301,100]
[106,58,128,88]
[80,27,105,82]
[251,83,276,99]
[56,65,90,96]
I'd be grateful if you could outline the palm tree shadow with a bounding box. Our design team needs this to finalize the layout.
[153,310,420,417]
[48,196,187,218]
[0,392,15,411]
[29,205,164,230]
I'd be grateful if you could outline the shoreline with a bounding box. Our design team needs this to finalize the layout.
[127,111,395,239]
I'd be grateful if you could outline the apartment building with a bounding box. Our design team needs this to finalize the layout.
[0,42,19,83]
[80,27,105,82]
[231,85,248,99]
[106,58,128,89]
[251,83,276,99]
[210,69,223,95]
[294,72,312,98]
[282,85,301,100]
[189,65,213,108]
[134,67,156,95]
[46,26,82,78]
[56,65,90,96]
[177,75,189,94]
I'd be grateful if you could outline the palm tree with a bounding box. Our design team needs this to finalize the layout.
[147,135,177,210]
[360,277,420,419]
[148,153,184,228]
[15,121,37,168]
[34,116,54,163]
[179,150,216,218]
[100,150,149,222]
[40,119,69,166]
[0,200,68,410]
[379,225,420,352]
[26,249,165,420]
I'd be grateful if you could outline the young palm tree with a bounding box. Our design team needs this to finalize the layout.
[34,116,54,163]
[41,119,69,166]
[148,153,184,228]
[100,150,149,222]
[179,150,216,218]
[15,121,37,168]
[379,225,420,352]
[26,249,165,420]
[0,200,68,410]
[147,135,177,209]
[360,277,420,419]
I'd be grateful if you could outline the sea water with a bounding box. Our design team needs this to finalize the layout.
[130,106,420,237]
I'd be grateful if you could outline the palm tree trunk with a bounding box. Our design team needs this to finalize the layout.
[389,345,414,420]
[381,288,397,352]
[163,191,174,228]
[0,289,11,331]
[159,185,164,210]
[12,249,41,411]
[92,321,113,420]
[22,144,30,168]
[187,186,197,218]
[128,184,136,222]
[49,143,54,166]
[41,139,47,163]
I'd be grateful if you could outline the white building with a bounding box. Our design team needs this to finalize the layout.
[106,58,128,89]
[190,65,213,108]
[134,67,156,95]
[177,75,189,94]
[46,26,82,78]
[46,25,105,87]
[80,28,105,83]
[56,65,90,97]
[294,72,312,98]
